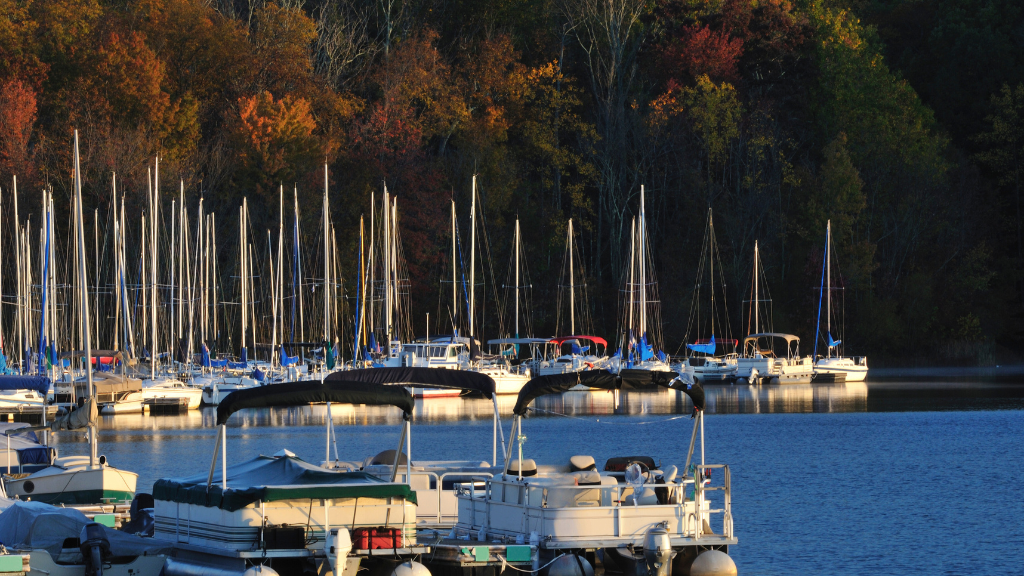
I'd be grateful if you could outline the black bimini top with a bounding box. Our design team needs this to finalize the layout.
[217,379,415,425]
[335,367,496,398]
[512,369,705,415]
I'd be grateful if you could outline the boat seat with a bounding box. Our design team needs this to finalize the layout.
[572,470,602,485]
[604,456,656,472]
[364,450,407,468]
[570,455,596,471]
[505,458,537,477]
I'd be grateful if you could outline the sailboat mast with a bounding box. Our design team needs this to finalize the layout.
[451,201,456,332]
[568,219,575,335]
[277,186,284,364]
[627,218,636,351]
[324,165,330,342]
[826,220,832,358]
[754,241,760,335]
[240,199,248,359]
[151,161,159,379]
[383,188,391,345]
[709,209,716,341]
[515,218,520,338]
[469,176,476,338]
[639,187,646,338]
[72,131,97,467]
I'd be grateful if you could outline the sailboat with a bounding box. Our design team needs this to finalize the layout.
[102,162,201,413]
[615,186,672,372]
[682,208,738,384]
[735,241,814,384]
[535,218,608,377]
[4,131,138,505]
[813,220,868,382]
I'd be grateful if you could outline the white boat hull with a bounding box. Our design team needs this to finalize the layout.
[814,357,868,382]
[4,463,137,505]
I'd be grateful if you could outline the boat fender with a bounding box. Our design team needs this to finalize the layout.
[688,550,736,576]
[544,554,594,576]
[391,561,431,576]
[79,523,109,576]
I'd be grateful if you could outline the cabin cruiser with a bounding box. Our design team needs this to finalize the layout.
[99,375,202,414]
[736,333,814,384]
[452,369,737,572]
[682,338,739,384]
[153,378,420,575]
[533,336,609,377]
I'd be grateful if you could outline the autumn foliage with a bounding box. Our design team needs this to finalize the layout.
[0,0,1022,361]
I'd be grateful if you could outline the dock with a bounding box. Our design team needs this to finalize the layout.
[0,405,62,425]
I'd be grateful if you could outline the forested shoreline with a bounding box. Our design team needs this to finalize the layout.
[0,0,1021,365]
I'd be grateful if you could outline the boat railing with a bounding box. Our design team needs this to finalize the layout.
[693,464,732,540]
[455,474,733,544]
[392,470,494,526]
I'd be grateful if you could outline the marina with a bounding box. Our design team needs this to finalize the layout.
[22,379,1024,575]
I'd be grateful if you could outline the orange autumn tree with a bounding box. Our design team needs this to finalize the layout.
[0,78,38,181]
[228,91,322,212]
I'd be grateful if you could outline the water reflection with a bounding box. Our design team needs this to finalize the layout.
[80,382,872,434]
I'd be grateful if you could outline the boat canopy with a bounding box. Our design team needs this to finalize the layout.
[743,333,800,343]
[153,453,417,512]
[217,379,414,425]
[549,335,608,348]
[0,500,172,557]
[512,369,703,415]
[0,423,54,465]
[0,375,50,396]
[338,367,496,398]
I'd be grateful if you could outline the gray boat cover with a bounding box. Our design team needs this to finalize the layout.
[153,454,417,511]
[0,500,172,557]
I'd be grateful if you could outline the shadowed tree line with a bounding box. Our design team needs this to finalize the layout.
[0,0,1021,365]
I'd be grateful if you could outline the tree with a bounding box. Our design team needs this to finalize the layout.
[0,78,38,181]
[975,82,1024,304]
[228,91,322,219]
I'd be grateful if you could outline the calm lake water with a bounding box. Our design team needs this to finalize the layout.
[49,379,1024,575]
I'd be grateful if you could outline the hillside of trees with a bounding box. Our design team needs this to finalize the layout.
[1,0,1021,365]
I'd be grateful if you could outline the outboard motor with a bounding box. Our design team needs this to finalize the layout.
[79,522,110,576]
[642,522,674,576]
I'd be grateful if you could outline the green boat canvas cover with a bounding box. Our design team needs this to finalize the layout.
[153,454,417,511]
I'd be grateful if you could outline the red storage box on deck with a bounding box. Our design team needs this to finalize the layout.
[352,527,403,549]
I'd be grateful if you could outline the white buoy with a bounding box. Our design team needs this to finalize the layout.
[545,555,594,576]
[243,565,280,576]
[391,560,431,576]
[689,550,737,576]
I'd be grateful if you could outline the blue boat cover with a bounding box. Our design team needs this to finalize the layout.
[280,346,299,367]
[688,335,717,355]
[0,375,50,396]
[827,332,842,348]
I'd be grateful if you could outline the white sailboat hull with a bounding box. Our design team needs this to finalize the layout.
[814,357,868,382]
[4,462,137,505]
[100,380,202,414]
